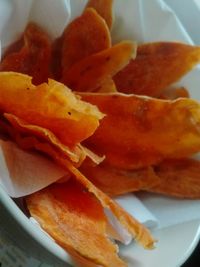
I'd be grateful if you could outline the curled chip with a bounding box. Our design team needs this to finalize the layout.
[62,41,137,92]
[86,0,114,29]
[4,113,85,164]
[26,180,127,267]
[0,72,103,147]
[80,160,160,196]
[81,92,200,170]
[61,7,111,73]
[0,23,52,84]
[56,158,155,249]
[147,158,200,199]
[114,42,200,97]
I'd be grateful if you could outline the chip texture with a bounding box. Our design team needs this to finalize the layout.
[86,0,114,29]
[0,23,52,84]
[114,42,200,97]
[0,72,103,147]
[82,92,200,169]
[26,180,127,266]
[62,41,136,92]
[61,8,111,73]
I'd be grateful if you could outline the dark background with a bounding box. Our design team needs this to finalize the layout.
[182,241,200,266]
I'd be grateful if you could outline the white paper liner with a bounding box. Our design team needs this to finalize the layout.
[0,140,68,198]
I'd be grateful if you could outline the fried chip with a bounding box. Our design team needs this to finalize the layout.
[114,42,200,97]
[61,8,111,74]
[27,141,154,249]
[51,36,63,81]
[159,87,190,100]
[4,113,84,164]
[62,41,137,92]
[86,0,114,29]
[0,72,103,147]
[0,23,52,84]
[26,180,127,267]
[80,161,160,196]
[81,92,200,170]
[54,157,155,249]
[95,78,117,92]
[147,158,200,199]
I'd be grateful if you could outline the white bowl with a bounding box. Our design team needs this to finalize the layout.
[1,184,200,267]
[0,185,73,266]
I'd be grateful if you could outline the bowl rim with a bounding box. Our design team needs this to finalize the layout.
[0,185,73,265]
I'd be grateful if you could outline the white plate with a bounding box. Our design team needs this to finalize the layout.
[1,185,200,267]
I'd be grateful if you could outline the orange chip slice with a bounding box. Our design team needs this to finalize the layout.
[80,161,160,196]
[159,87,190,100]
[86,0,114,29]
[147,158,200,198]
[26,180,127,266]
[51,36,63,81]
[114,42,200,97]
[26,141,154,249]
[4,113,84,164]
[0,72,103,147]
[0,23,52,84]
[61,8,111,73]
[81,92,200,170]
[62,41,137,92]
[52,156,155,249]
[95,78,117,92]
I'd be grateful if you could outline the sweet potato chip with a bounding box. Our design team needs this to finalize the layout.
[4,113,84,164]
[51,36,63,81]
[26,180,127,267]
[61,8,111,74]
[114,42,200,97]
[54,157,155,249]
[62,41,137,92]
[147,158,200,198]
[0,23,52,84]
[159,87,190,100]
[26,141,154,249]
[86,0,114,29]
[95,78,117,92]
[0,72,103,147]
[80,161,160,196]
[81,92,200,170]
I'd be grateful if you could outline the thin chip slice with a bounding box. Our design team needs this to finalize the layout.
[147,158,200,198]
[51,36,63,81]
[0,23,52,84]
[4,113,84,164]
[81,92,200,170]
[28,141,154,249]
[114,42,200,97]
[95,78,117,93]
[52,156,155,249]
[86,0,114,29]
[26,180,127,267]
[0,72,103,147]
[62,41,137,92]
[159,87,190,100]
[80,161,160,196]
[61,8,111,74]
[2,36,24,58]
